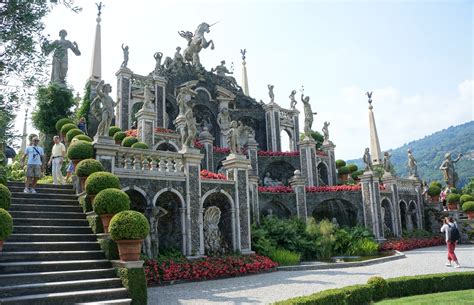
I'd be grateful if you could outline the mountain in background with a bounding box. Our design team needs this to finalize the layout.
[347,121,474,188]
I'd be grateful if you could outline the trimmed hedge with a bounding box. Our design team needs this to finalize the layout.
[85,171,120,195]
[462,201,474,212]
[109,210,150,241]
[116,267,147,305]
[55,118,74,132]
[122,136,138,147]
[430,181,442,189]
[113,131,127,143]
[93,188,130,215]
[0,208,13,240]
[73,134,93,142]
[66,128,84,143]
[347,164,358,173]
[67,140,94,160]
[108,126,122,137]
[460,194,474,204]
[76,159,105,178]
[78,194,92,213]
[367,276,387,301]
[87,214,104,234]
[98,238,119,260]
[131,142,149,149]
[335,159,346,168]
[427,186,441,197]
[60,123,78,135]
[447,193,460,204]
[0,184,11,210]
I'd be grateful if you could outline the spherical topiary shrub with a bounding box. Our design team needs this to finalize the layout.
[351,170,363,180]
[347,164,358,173]
[367,276,387,301]
[85,171,120,195]
[60,123,78,136]
[447,193,461,204]
[76,159,105,178]
[122,136,139,147]
[460,194,474,204]
[55,118,75,132]
[113,131,127,143]
[430,181,442,189]
[108,126,122,137]
[0,184,11,210]
[67,140,94,160]
[462,201,474,212]
[449,187,459,194]
[73,134,93,142]
[93,188,130,215]
[335,159,346,169]
[109,210,150,241]
[0,208,13,240]
[427,186,441,197]
[66,128,84,143]
[131,142,149,150]
[338,166,350,175]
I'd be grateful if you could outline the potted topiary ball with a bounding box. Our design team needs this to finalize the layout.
[60,123,78,139]
[109,210,150,261]
[0,208,13,252]
[347,164,358,173]
[447,193,461,211]
[462,201,474,220]
[66,128,84,144]
[0,184,11,210]
[56,118,75,133]
[427,185,442,203]
[335,159,346,169]
[108,126,122,137]
[76,159,105,190]
[93,188,130,233]
[113,131,127,145]
[460,194,474,205]
[73,134,93,142]
[122,136,138,148]
[85,171,120,203]
[67,140,94,169]
[131,142,149,149]
[338,166,350,182]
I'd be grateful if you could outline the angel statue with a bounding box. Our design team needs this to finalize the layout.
[121,43,129,68]
[289,90,297,109]
[91,80,116,140]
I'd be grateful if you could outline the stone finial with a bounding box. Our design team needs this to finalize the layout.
[366,91,373,109]
[294,170,301,177]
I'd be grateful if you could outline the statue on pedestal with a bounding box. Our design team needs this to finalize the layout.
[153,52,163,74]
[407,149,418,177]
[91,80,116,140]
[439,152,463,187]
[217,108,231,133]
[227,120,240,154]
[322,121,330,143]
[142,82,155,111]
[383,151,393,175]
[121,44,129,68]
[178,22,215,66]
[44,29,81,84]
[363,147,373,172]
[289,90,297,109]
[268,84,275,103]
[176,84,196,117]
[301,93,316,138]
[183,109,198,148]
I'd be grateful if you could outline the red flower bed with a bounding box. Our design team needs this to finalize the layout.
[194,140,203,149]
[214,146,231,154]
[125,129,138,137]
[316,151,327,157]
[258,150,299,157]
[258,186,294,193]
[380,236,445,252]
[200,170,227,180]
[305,185,362,193]
[144,255,278,286]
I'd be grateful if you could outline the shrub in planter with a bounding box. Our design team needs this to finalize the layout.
[347,164,358,173]
[428,186,441,197]
[73,134,93,142]
[351,170,364,181]
[108,126,122,137]
[60,123,78,136]
[76,159,105,178]
[337,166,350,175]
[66,128,84,143]
[335,159,346,168]
[367,276,387,301]
[0,184,11,210]
[67,141,94,164]
[85,171,120,197]
[113,131,127,144]
[131,142,149,149]
[430,181,443,189]
[449,187,459,194]
[0,208,13,251]
[109,210,150,261]
[447,193,460,204]
[462,201,474,219]
[460,194,474,204]
[55,118,74,132]
[93,188,130,233]
[122,136,139,147]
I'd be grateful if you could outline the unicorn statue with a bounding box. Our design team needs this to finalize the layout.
[178,22,217,66]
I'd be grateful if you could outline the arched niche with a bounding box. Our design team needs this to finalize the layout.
[381,198,394,236]
[317,162,329,186]
[399,200,408,230]
[313,198,358,227]
[262,160,296,186]
[123,187,147,213]
[260,201,292,219]
[154,190,185,252]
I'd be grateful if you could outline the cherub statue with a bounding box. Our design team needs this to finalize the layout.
[289,90,297,109]
[268,84,275,102]
[363,147,372,172]
[44,29,81,84]
[91,80,116,140]
[121,43,129,68]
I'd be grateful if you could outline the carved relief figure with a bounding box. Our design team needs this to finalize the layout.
[91,80,116,140]
[178,22,216,66]
[44,29,81,84]
[439,152,463,187]
[217,108,231,132]
[363,147,373,171]
[301,93,316,138]
[121,43,129,68]
[407,149,418,177]
[289,90,297,109]
[203,206,225,254]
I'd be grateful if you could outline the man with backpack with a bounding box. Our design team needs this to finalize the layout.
[21,137,44,194]
[440,216,460,268]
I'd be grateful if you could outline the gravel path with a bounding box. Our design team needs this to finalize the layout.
[148,245,474,305]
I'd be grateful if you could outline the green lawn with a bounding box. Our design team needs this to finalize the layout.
[376,289,474,304]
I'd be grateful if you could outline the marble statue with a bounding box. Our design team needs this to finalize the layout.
[301,93,316,138]
[322,121,330,143]
[363,147,373,171]
[179,22,216,66]
[439,152,463,187]
[383,151,393,175]
[91,80,116,140]
[183,109,198,148]
[263,172,276,186]
[121,44,129,68]
[268,84,275,103]
[173,47,185,69]
[217,108,231,132]
[227,120,240,154]
[203,206,225,254]
[289,90,297,109]
[407,149,418,177]
[153,52,163,73]
[142,82,154,111]
[176,84,196,117]
[44,29,81,84]
[143,206,168,259]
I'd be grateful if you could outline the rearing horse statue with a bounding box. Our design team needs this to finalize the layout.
[178,22,215,66]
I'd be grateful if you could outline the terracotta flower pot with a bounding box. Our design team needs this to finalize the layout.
[466,211,474,220]
[100,213,114,233]
[448,203,458,211]
[430,195,440,203]
[0,240,4,252]
[115,140,122,145]
[116,239,143,261]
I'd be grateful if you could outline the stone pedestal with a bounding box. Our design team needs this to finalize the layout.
[263,102,281,151]
[93,137,119,173]
[248,175,260,224]
[382,175,402,237]
[289,170,308,221]
[198,129,214,171]
[153,76,168,128]
[321,141,337,186]
[115,67,133,130]
[360,172,384,241]
[245,137,259,177]
[135,108,156,148]
[222,153,252,253]
[298,138,318,186]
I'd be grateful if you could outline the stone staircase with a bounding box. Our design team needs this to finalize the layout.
[0,182,132,304]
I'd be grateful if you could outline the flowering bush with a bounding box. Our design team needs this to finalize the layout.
[258,186,293,193]
[200,170,227,180]
[144,255,277,285]
[257,150,299,157]
[305,185,361,193]
[380,236,444,252]
[214,146,231,154]
[125,129,138,137]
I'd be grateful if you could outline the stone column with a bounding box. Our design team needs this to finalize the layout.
[289,170,308,221]
[94,138,119,173]
[321,141,337,186]
[181,147,204,257]
[248,175,260,224]
[198,128,214,171]
[115,67,133,130]
[382,175,401,237]
[154,76,168,128]
[360,171,384,241]
[263,102,281,151]
[414,180,424,229]
[298,138,318,186]
[245,136,259,177]
[135,108,156,148]
[222,153,253,254]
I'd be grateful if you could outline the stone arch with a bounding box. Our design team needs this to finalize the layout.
[280,129,292,152]
[381,197,394,236]
[194,87,213,101]
[312,198,359,227]
[399,200,408,231]
[408,200,418,230]
[130,101,144,127]
[317,161,329,186]
[153,140,179,152]
[262,160,296,186]
[121,186,148,213]
[260,200,292,219]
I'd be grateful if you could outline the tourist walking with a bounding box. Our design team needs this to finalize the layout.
[77,117,88,135]
[21,137,44,193]
[65,160,74,183]
[48,136,66,185]
[440,216,460,268]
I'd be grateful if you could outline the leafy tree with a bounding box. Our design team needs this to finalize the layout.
[76,81,91,124]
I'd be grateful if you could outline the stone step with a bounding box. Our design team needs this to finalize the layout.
[0,287,129,305]
[0,268,117,286]
[9,203,82,213]
[0,277,123,299]
[10,191,78,200]
[80,298,132,305]
[11,198,80,206]
[0,259,112,274]
[0,250,105,262]
[8,186,76,194]
[7,233,97,242]
[13,225,93,234]
[9,210,86,220]
[7,182,73,190]
[3,241,101,252]
[13,217,88,226]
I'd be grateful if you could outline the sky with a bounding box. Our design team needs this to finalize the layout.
[14,0,473,160]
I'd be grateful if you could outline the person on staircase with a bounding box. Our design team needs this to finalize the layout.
[48,136,66,185]
[21,137,44,193]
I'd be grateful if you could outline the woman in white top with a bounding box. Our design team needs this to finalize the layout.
[440,216,460,268]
